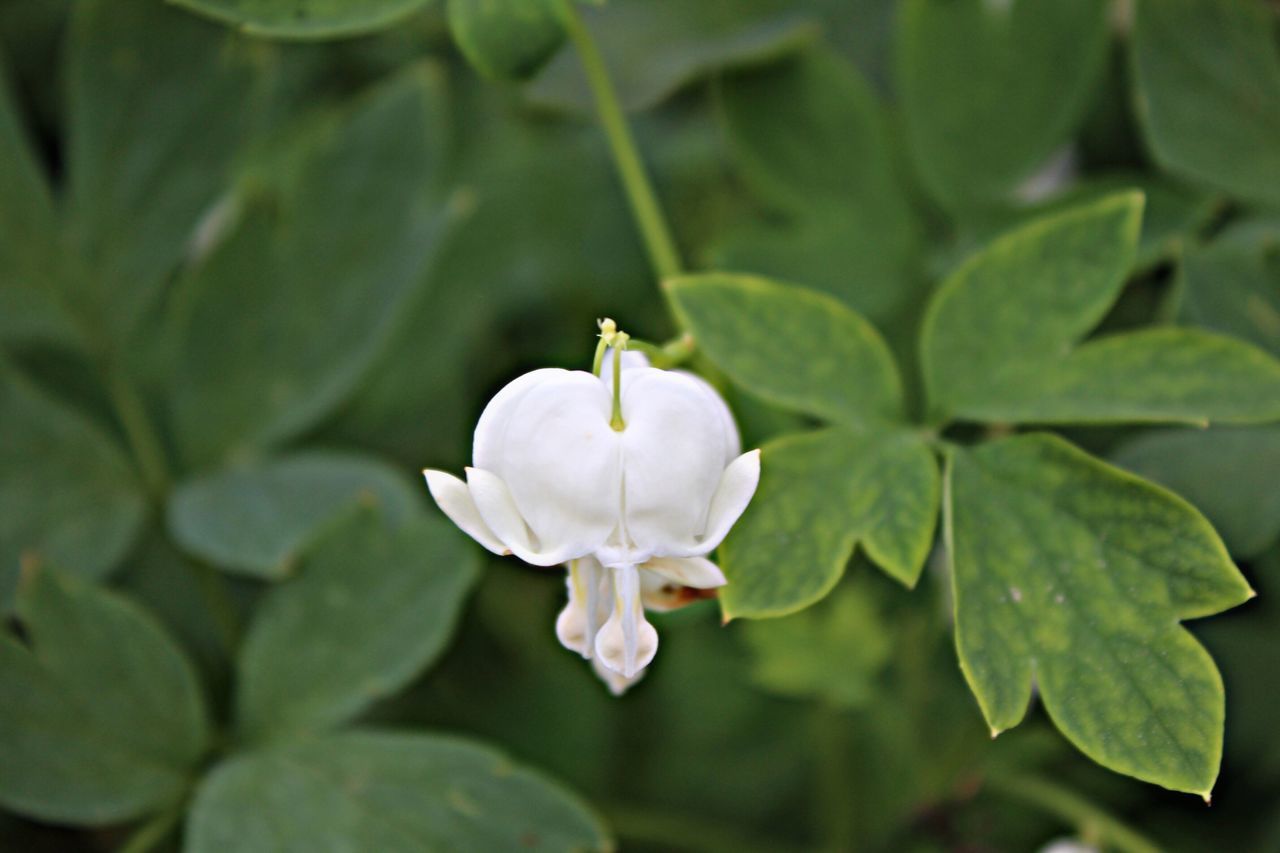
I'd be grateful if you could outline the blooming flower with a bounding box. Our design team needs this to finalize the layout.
[424,330,760,693]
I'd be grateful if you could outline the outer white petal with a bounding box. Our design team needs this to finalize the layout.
[498,371,622,561]
[675,370,741,463]
[657,449,762,557]
[422,469,509,556]
[466,468,599,566]
[473,368,566,476]
[618,368,730,558]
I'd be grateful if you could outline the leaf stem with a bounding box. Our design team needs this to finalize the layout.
[118,798,185,853]
[557,0,683,282]
[191,557,241,657]
[104,365,171,499]
[983,771,1163,853]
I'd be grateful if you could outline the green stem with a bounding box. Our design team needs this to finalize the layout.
[610,341,626,430]
[558,0,683,282]
[983,772,1163,853]
[592,335,610,375]
[118,799,185,853]
[812,703,855,851]
[104,366,171,498]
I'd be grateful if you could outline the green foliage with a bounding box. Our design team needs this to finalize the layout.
[168,66,450,470]
[0,368,146,603]
[668,273,902,426]
[172,0,434,39]
[719,427,938,617]
[0,569,208,823]
[946,434,1251,795]
[922,193,1280,425]
[446,0,563,80]
[1132,0,1280,208]
[236,513,478,742]
[168,451,425,579]
[3,0,1280,849]
[897,0,1110,209]
[715,47,921,323]
[187,732,610,851]
[528,0,816,111]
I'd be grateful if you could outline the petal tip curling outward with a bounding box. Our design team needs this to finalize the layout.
[422,469,509,556]
[658,448,761,559]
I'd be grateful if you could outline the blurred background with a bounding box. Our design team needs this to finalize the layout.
[1,0,1279,850]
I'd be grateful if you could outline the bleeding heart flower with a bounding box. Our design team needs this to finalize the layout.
[424,328,760,693]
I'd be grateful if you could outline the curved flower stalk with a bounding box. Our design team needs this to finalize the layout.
[424,324,760,693]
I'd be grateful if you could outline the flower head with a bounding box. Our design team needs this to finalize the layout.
[424,326,760,692]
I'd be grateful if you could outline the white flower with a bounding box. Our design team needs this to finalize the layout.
[424,345,760,692]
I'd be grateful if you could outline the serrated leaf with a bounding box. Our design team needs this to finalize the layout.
[187,731,610,852]
[527,0,815,112]
[1176,223,1280,357]
[168,450,425,579]
[714,47,921,324]
[740,577,891,707]
[235,513,478,742]
[0,367,146,605]
[447,0,563,81]
[1113,426,1280,559]
[668,274,902,426]
[945,433,1252,795]
[64,0,261,346]
[0,568,208,823]
[168,66,448,470]
[897,0,1110,209]
[719,427,938,619]
[1132,0,1280,208]
[922,192,1280,425]
[171,0,433,39]
[0,53,74,346]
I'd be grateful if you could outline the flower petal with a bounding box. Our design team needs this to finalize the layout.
[473,368,567,477]
[498,371,622,562]
[555,556,605,658]
[591,655,644,696]
[642,556,727,588]
[619,368,732,558]
[676,370,741,464]
[595,564,658,678]
[423,469,509,555]
[466,467,598,566]
[638,567,722,612]
[657,449,762,558]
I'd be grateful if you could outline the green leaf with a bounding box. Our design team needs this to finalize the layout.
[740,577,891,707]
[922,192,1280,425]
[945,433,1252,795]
[0,52,73,346]
[1132,0,1280,208]
[897,0,1110,209]
[667,273,903,426]
[1113,426,1280,559]
[527,0,816,112]
[171,0,433,39]
[235,512,478,742]
[447,0,563,81]
[168,65,448,470]
[719,427,939,619]
[168,449,425,580]
[187,731,610,851]
[0,367,146,604]
[714,47,921,323]
[64,0,261,345]
[1176,223,1280,357]
[0,568,208,823]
